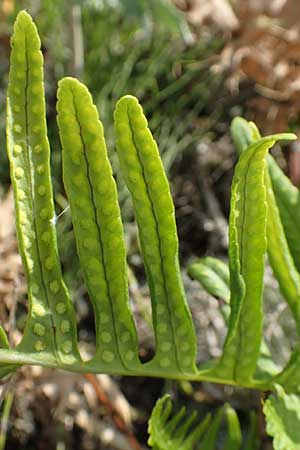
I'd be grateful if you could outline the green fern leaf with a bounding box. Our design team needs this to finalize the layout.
[6,10,79,365]
[268,157,300,272]
[263,384,300,450]
[244,411,260,450]
[216,132,296,383]
[188,257,230,303]
[223,403,242,450]
[266,170,300,333]
[57,78,140,371]
[3,9,299,397]
[199,407,223,450]
[114,95,197,375]
[188,254,280,379]
[148,394,211,450]
[237,117,300,274]
[148,396,245,450]
[231,118,300,333]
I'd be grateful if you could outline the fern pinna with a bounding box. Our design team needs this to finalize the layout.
[3,10,300,432]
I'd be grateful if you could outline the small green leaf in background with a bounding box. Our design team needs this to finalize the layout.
[223,403,242,450]
[0,387,14,450]
[268,157,300,274]
[148,395,246,450]
[199,407,223,450]
[188,257,230,303]
[118,0,191,41]
[263,384,300,450]
[148,394,211,450]
[244,411,260,450]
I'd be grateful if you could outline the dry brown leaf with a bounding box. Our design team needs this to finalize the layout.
[209,0,300,134]
[174,0,239,30]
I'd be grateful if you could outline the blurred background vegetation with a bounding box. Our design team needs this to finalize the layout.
[0,0,300,449]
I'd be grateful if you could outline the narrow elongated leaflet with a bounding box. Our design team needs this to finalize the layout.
[233,117,300,275]
[201,256,230,284]
[244,412,260,450]
[216,134,295,383]
[6,11,79,363]
[223,404,242,450]
[57,78,140,370]
[231,118,300,332]
[242,119,300,292]
[199,407,223,450]
[230,119,300,381]
[266,169,300,332]
[188,257,231,328]
[188,257,230,303]
[268,157,300,272]
[114,95,197,374]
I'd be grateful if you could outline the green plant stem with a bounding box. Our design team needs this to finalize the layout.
[0,349,275,391]
[0,388,14,450]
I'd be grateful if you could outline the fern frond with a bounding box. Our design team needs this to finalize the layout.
[2,10,299,400]
[148,395,245,450]
[148,395,211,450]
